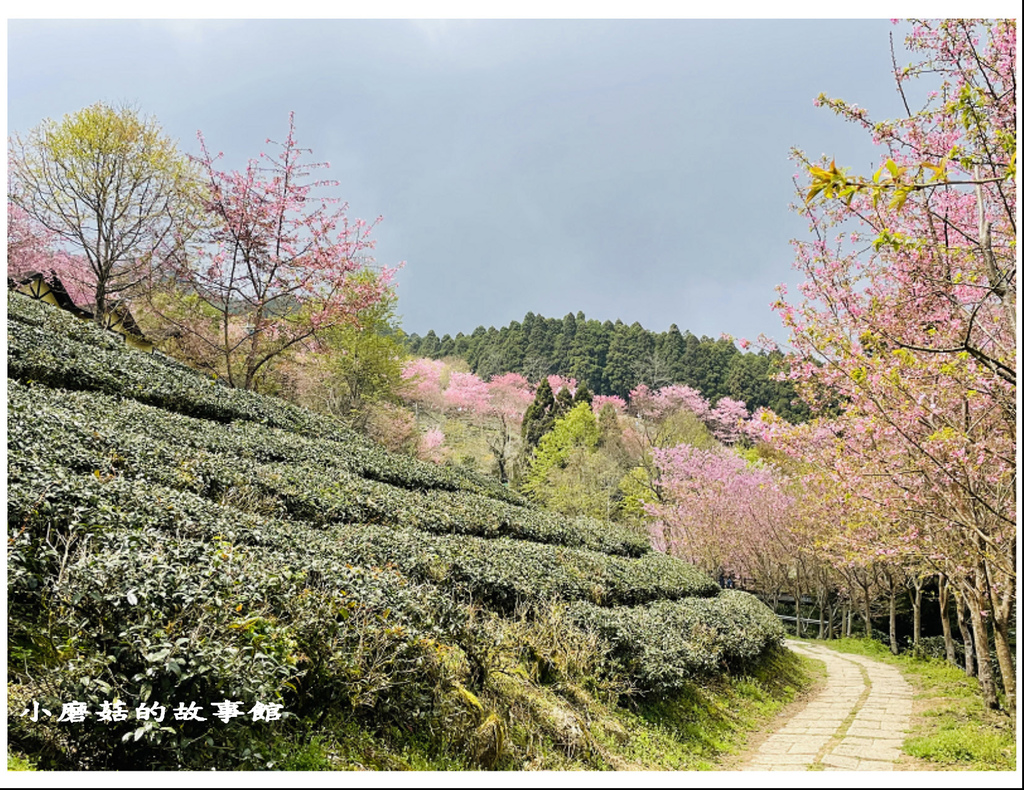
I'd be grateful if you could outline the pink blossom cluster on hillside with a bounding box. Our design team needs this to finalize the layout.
[400,358,753,446]
[8,203,97,307]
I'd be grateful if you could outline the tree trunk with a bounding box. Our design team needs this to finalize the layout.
[990,609,1016,713]
[966,588,999,710]
[887,573,899,655]
[910,575,924,650]
[986,572,1016,713]
[889,594,898,654]
[794,577,803,639]
[817,584,828,640]
[938,573,957,665]
[860,580,872,641]
[955,590,976,677]
[94,276,108,329]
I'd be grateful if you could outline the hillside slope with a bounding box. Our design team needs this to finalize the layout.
[7,293,787,770]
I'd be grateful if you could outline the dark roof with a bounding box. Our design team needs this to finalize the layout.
[8,270,92,319]
[9,270,148,338]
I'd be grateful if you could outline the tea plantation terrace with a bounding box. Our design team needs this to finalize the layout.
[7,292,785,769]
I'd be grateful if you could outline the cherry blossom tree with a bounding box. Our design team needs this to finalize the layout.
[620,383,751,507]
[419,427,446,463]
[707,397,750,445]
[401,358,450,413]
[646,445,796,589]
[483,372,537,481]
[7,203,95,307]
[443,371,492,413]
[774,19,1015,710]
[8,203,53,274]
[157,113,397,390]
[400,359,535,479]
[591,394,627,415]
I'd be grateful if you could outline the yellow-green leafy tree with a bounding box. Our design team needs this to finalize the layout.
[8,102,201,324]
[523,402,624,518]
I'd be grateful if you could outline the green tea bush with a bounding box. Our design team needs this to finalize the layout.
[8,454,708,615]
[327,524,715,610]
[8,380,647,556]
[8,475,477,768]
[8,295,524,502]
[566,591,785,693]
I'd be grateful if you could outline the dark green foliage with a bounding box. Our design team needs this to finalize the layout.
[7,294,525,505]
[419,329,441,357]
[567,592,786,693]
[8,470,468,769]
[603,320,631,397]
[603,320,658,397]
[573,382,594,407]
[9,297,310,432]
[519,379,581,451]
[405,309,810,422]
[552,386,574,418]
[328,524,718,611]
[437,333,455,357]
[567,313,608,393]
[8,379,648,558]
[521,377,555,448]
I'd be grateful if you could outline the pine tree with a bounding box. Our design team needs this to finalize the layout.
[553,386,575,419]
[420,329,441,358]
[521,377,555,447]
[603,320,632,398]
[573,382,594,407]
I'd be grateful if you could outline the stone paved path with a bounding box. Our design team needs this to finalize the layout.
[742,640,914,771]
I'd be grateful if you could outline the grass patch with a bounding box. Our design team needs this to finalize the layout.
[610,647,816,770]
[332,645,817,771]
[295,717,476,771]
[904,726,1014,770]
[7,751,38,771]
[216,715,482,771]
[796,637,1016,771]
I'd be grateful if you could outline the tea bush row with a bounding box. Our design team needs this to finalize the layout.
[7,296,526,504]
[566,591,786,692]
[8,380,647,556]
[8,297,313,431]
[8,453,489,768]
[8,452,712,616]
[8,486,475,769]
[324,523,716,610]
[9,457,721,741]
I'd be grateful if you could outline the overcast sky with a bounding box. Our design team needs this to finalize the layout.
[6,9,1013,346]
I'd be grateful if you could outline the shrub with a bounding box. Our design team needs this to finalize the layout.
[566,591,785,693]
